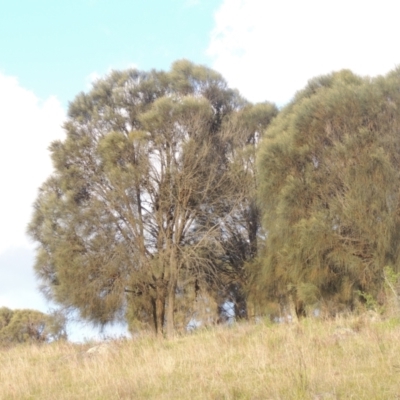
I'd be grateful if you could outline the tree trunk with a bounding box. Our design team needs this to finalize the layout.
[165,278,177,338]
[286,292,307,322]
[247,201,259,259]
[154,281,165,337]
[165,250,178,338]
[247,299,256,322]
[287,294,299,323]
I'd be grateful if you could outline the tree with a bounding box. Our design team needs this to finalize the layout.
[256,68,400,317]
[28,60,266,336]
[216,102,278,320]
[0,307,66,345]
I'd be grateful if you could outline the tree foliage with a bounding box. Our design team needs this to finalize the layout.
[217,102,278,319]
[0,307,66,345]
[28,60,276,335]
[256,68,400,316]
[33,57,400,327]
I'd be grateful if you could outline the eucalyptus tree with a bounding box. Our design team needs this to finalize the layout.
[256,68,400,316]
[28,60,256,336]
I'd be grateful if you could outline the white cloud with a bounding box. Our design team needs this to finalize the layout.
[208,0,400,105]
[0,73,65,254]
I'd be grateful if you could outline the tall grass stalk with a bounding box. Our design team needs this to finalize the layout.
[1,315,400,399]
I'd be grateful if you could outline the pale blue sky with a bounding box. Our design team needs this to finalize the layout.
[1,0,400,341]
[0,0,217,107]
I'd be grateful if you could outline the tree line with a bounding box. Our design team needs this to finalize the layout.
[27,61,400,337]
[0,307,66,345]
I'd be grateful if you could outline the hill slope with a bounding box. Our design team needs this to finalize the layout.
[1,316,400,399]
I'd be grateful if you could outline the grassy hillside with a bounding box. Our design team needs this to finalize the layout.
[1,315,400,399]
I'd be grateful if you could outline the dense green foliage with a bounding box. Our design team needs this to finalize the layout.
[0,307,66,345]
[256,68,400,316]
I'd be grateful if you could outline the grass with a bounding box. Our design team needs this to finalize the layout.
[1,315,400,399]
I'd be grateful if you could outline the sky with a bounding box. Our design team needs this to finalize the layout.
[1,0,400,341]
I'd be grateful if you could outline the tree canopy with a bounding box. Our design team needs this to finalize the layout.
[256,68,400,316]
[29,59,400,330]
[28,60,277,336]
[0,307,66,345]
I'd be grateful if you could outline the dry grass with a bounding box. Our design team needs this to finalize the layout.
[1,315,400,399]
